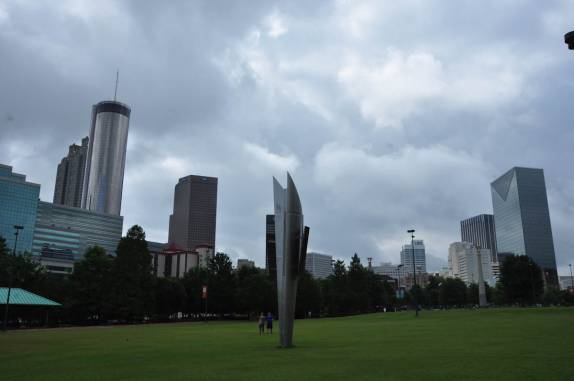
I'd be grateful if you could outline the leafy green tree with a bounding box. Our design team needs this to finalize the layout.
[323,260,351,314]
[499,255,544,305]
[155,277,186,320]
[181,267,208,315]
[466,282,491,305]
[236,266,275,317]
[408,284,424,309]
[561,289,574,306]
[365,271,385,311]
[111,225,155,321]
[207,252,235,315]
[425,275,444,308]
[0,249,46,293]
[296,271,321,318]
[68,246,113,322]
[492,282,505,305]
[439,278,467,307]
[348,254,369,312]
[467,283,479,305]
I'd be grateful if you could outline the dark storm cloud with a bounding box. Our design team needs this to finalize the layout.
[0,0,572,273]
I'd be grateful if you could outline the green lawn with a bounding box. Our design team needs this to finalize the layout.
[1,308,573,381]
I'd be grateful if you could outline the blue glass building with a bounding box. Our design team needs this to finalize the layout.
[460,214,497,261]
[0,164,40,253]
[400,239,426,274]
[32,201,124,261]
[491,167,558,285]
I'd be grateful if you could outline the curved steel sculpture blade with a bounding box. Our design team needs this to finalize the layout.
[273,172,309,348]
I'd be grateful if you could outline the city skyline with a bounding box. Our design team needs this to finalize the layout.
[1,1,573,274]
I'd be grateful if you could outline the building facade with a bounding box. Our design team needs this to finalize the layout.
[82,101,131,216]
[237,259,255,269]
[305,252,333,279]
[168,175,218,250]
[491,167,558,285]
[448,242,496,286]
[373,262,402,280]
[0,164,40,253]
[195,245,214,268]
[151,243,198,278]
[53,137,88,208]
[400,239,426,274]
[32,201,123,260]
[558,276,574,291]
[460,214,497,261]
[265,214,276,275]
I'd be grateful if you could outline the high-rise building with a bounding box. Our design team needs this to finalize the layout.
[237,258,255,269]
[373,262,402,279]
[32,201,123,262]
[448,242,496,286]
[53,137,89,208]
[400,239,426,274]
[558,276,574,291]
[460,214,497,261]
[265,214,276,275]
[168,175,218,251]
[305,252,333,279]
[491,167,558,285]
[195,245,214,268]
[82,101,131,215]
[0,164,40,253]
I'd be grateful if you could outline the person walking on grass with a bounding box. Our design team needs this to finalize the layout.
[266,312,273,334]
[258,313,265,335]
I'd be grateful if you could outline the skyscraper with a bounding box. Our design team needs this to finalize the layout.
[81,101,131,215]
[265,214,276,275]
[448,242,496,286]
[53,137,89,208]
[400,239,426,274]
[491,167,558,285]
[32,201,123,260]
[168,175,218,250]
[0,164,40,253]
[460,214,497,261]
[304,252,333,279]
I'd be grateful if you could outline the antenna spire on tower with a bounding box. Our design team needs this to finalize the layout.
[114,69,119,101]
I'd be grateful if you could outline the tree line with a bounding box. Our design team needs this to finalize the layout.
[1,225,573,328]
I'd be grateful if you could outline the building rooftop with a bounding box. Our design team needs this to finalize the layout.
[0,288,61,306]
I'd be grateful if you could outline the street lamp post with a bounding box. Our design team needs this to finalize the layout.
[569,264,573,290]
[407,229,418,317]
[3,225,24,332]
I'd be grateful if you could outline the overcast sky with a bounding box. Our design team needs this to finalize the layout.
[1,0,573,273]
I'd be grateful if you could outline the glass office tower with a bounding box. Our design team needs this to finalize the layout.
[460,214,497,261]
[0,164,40,253]
[82,101,131,215]
[491,167,558,285]
[168,175,218,250]
[32,201,124,260]
[400,239,427,274]
[53,137,89,208]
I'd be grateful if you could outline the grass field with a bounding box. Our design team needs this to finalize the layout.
[1,308,573,381]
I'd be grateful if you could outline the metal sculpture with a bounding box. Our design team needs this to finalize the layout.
[476,245,488,307]
[273,173,309,348]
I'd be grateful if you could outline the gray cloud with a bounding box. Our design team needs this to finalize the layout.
[1,0,572,274]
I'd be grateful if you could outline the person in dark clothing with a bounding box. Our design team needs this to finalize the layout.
[266,312,273,334]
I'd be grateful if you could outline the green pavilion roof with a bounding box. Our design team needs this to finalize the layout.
[0,288,61,307]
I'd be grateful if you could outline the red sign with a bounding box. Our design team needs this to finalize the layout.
[202,285,208,299]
